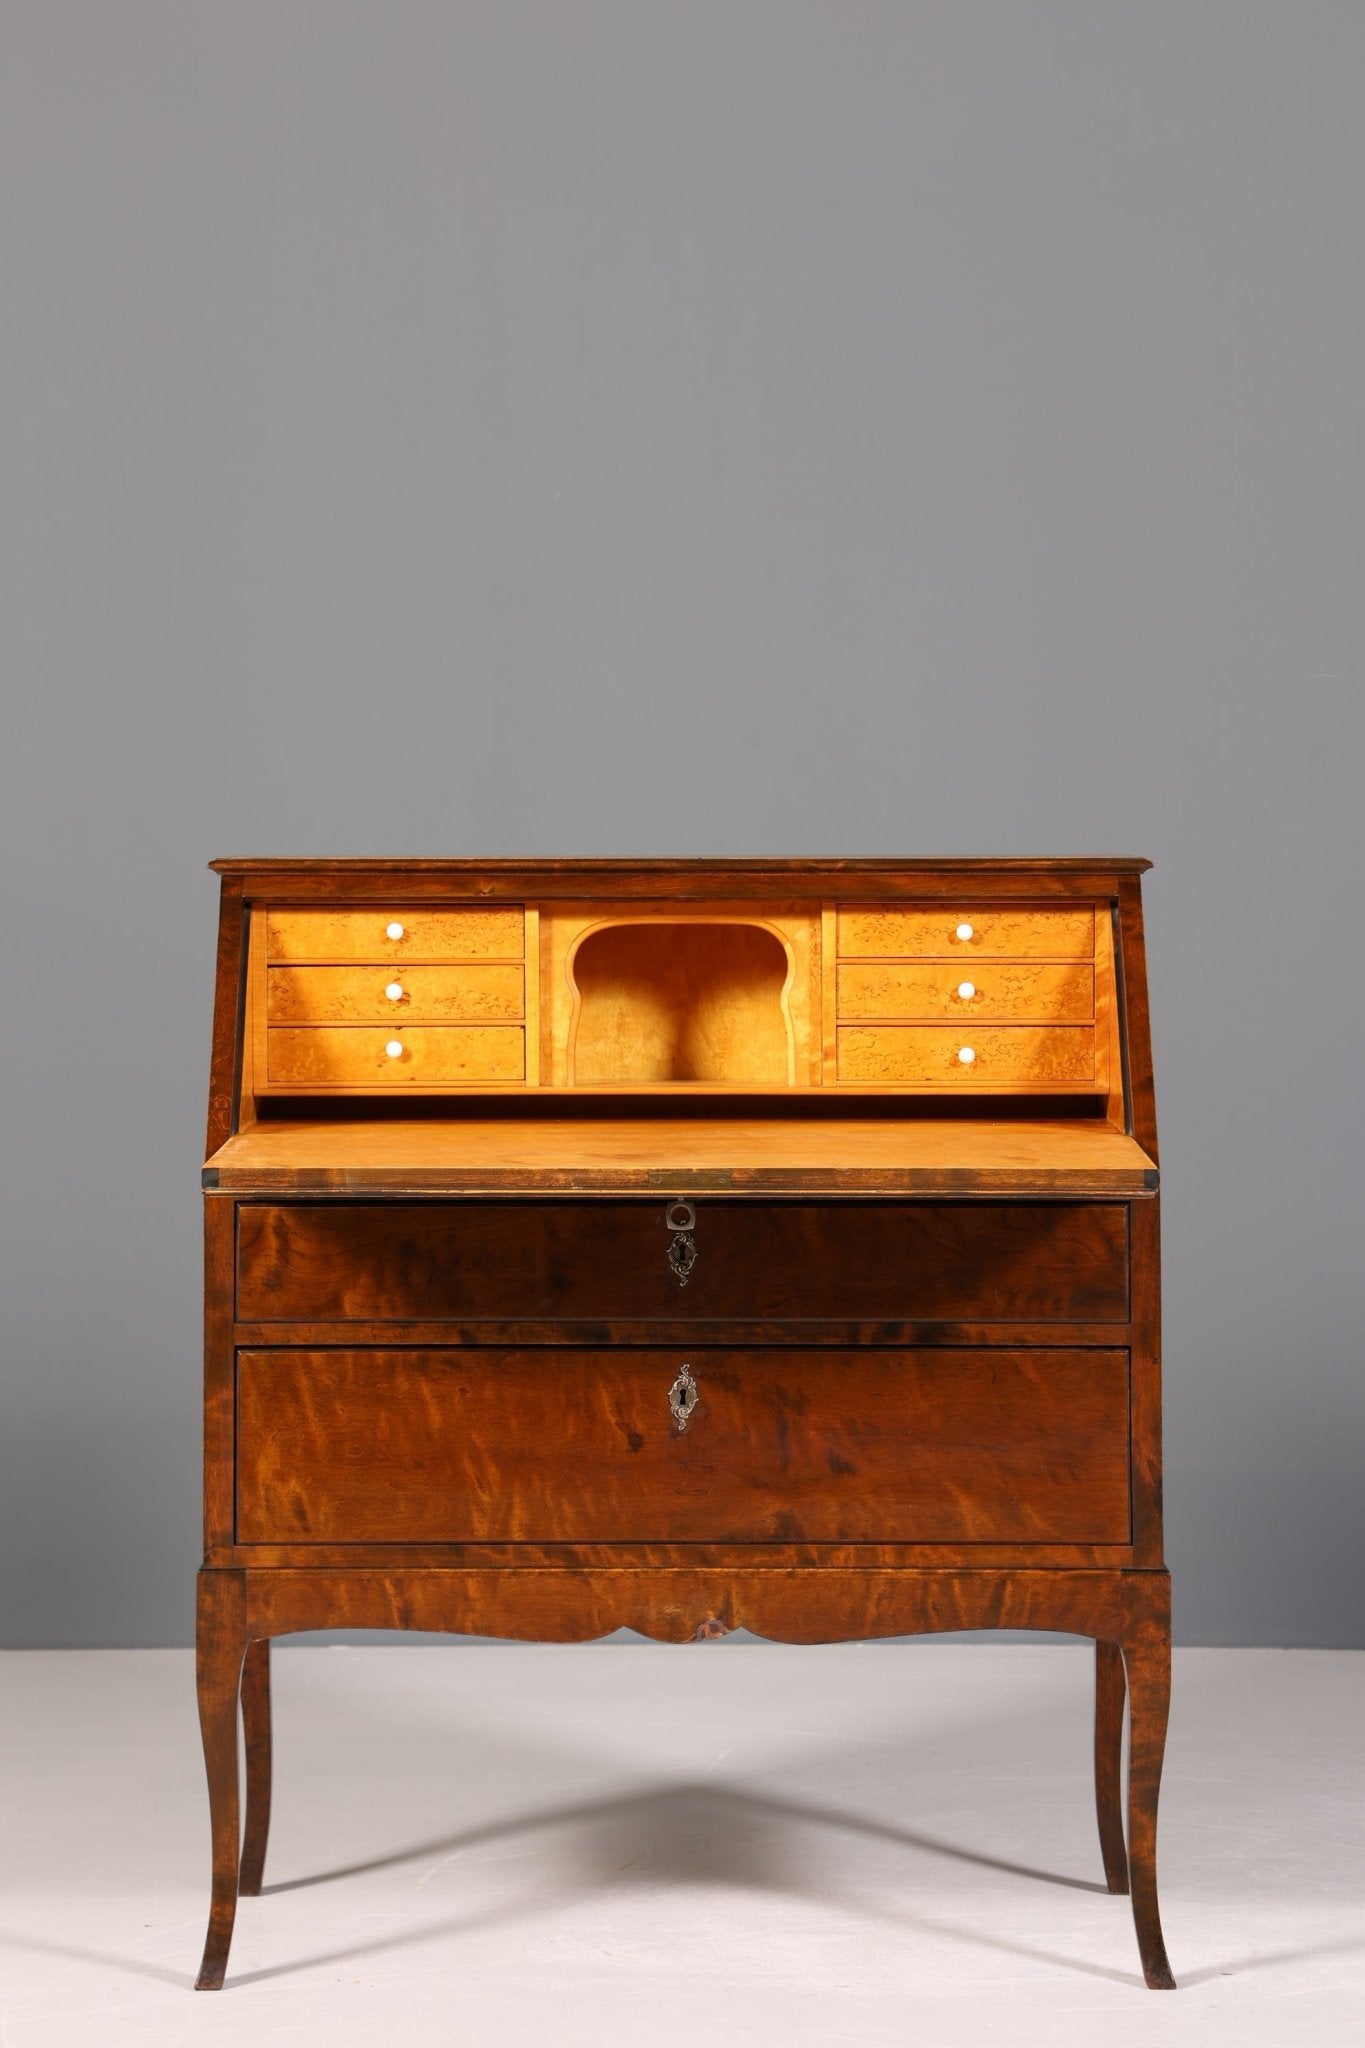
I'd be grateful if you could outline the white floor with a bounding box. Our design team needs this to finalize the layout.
[0,1645,1361,2047]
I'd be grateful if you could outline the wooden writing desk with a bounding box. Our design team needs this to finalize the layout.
[196,858,1173,1989]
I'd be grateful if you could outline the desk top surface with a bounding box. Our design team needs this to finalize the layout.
[205,1117,1157,1197]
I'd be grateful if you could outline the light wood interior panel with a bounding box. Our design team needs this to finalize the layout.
[237,889,1119,1106]
[542,906,820,1089]
[570,922,793,1085]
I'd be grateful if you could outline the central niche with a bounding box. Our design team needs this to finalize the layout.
[569,922,794,1085]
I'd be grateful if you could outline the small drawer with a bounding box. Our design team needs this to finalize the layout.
[266,1025,525,1085]
[264,907,524,963]
[838,907,1094,960]
[837,1025,1095,1085]
[235,1345,1132,1545]
[837,961,1093,1023]
[236,1199,1129,1324]
[267,963,524,1024]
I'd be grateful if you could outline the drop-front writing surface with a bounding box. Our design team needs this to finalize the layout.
[196,858,1174,1993]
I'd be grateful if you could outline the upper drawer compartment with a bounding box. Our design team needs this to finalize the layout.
[838,907,1094,959]
[265,907,525,962]
[236,1199,1129,1325]
[267,964,524,1023]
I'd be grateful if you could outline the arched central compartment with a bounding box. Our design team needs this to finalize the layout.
[569,922,794,1085]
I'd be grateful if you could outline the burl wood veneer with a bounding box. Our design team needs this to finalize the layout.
[197,858,1174,1991]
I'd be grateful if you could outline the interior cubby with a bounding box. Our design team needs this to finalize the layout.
[568,921,795,1086]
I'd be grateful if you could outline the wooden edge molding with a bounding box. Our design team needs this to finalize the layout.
[211,1565,1169,1647]
[210,857,1155,875]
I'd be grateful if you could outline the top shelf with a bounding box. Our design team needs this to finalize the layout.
[211,856,1153,875]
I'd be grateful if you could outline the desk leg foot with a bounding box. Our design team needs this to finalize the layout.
[238,1639,273,1896]
[194,1571,247,1991]
[1123,1631,1176,1989]
[1093,1639,1129,1894]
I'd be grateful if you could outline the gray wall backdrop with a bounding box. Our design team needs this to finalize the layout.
[2,3,1361,1649]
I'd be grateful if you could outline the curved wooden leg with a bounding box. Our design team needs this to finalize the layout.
[1094,1639,1129,1894]
[238,1638,273,1896]
[194,1570,247,1991]
[1122,1629,1176,1989]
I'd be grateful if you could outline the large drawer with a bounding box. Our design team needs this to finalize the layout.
[235,1345,1132,1545]
[235,1200,1130,1325]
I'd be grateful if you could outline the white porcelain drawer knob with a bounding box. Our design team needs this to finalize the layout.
[957,981,976,1001]
[385,982,404,1002]
[385,921,405,941]
[385,1040,404,1059]
[957,1045,976,1065]
[955,921,974,941]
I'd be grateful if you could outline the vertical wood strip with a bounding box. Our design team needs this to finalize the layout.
[203,1200,237,1555]
[1116,875,1158,1161]
[205,877,246,1155]
[1127,1196,1164,1567]
[820,905,838,1085]
[523,906,541,1087]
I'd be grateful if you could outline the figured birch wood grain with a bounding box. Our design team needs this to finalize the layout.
[838,907,1095,959]
[266,964,524,1023]
[837,960,1093,1023]
[264,907,525,962]
[266,1024,525,1085]
[234,1346,1132,1546]
[837,1025,1096,1084]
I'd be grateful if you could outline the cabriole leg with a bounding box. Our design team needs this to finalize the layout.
[194,1570,248,1991]
[1093,1638,1129,1894]
[1122,1628,1176,1989]
[238,1638,273,1897]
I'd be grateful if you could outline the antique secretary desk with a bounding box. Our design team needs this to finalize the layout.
[196,857,1174,1991]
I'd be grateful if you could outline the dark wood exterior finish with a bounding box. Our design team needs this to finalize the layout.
[235,1199,1131,1325]
[195,857,1173,1993]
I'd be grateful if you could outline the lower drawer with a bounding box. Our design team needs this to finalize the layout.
[235,1346,1131,1545]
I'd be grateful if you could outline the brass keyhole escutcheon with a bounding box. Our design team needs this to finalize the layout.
[665,1199,698,1288]
[668,1362,699,1431]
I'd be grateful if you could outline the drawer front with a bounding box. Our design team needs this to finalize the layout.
[837,961,1094,1023]
[838,907,1094,960]
[236,1200,1129,1324]
[265,907,524,963]
[266,1025,525,1085]
[235,1345,1132,1545]
[837,1025,1095,1085]
[267,964,525,1023]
